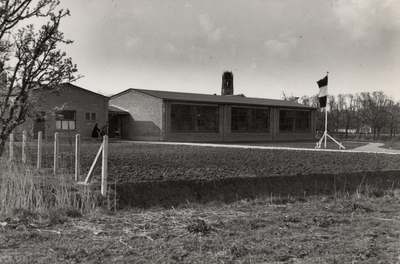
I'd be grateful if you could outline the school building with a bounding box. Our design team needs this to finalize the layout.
[109,72,317,142]
[18,72,317,142]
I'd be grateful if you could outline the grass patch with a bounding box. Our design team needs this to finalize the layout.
[2,190,399,263]
[0,161,104,220]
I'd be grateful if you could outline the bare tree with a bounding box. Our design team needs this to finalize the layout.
[368,91,390,139]
[353,93,370,138]
[0,0,79,157]
[384,99,400,139]
[337,94,357,138]
[327,95,339,133]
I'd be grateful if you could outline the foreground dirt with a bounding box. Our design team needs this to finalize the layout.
[1,193,400,264]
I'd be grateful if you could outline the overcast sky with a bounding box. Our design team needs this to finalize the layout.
[52,0,400,101]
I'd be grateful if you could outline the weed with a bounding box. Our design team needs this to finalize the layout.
[0,161,102,219]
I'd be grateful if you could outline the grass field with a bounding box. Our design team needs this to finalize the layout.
[1,191,399,263]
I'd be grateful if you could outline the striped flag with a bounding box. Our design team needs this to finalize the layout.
[317,75,328,108]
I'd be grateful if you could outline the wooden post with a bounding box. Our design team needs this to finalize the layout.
[22,130,27,164]
[75,134,81,181]
[101,135,108,196]
[9,132,14,162]
[37,131,42,169]
[54,132,59,174]
[82,143,103,184]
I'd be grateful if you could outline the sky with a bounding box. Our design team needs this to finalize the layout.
[45,0,400,101]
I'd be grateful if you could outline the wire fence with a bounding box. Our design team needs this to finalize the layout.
[3,131,105,182]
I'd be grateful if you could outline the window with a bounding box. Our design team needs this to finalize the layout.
[56,110,76,130]
[85,112,96,121]
[279,110,311,132]
[171,104,219,132]
[231,107,270,132]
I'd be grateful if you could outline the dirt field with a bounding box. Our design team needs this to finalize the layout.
[103,141,400,183]
[1,141,400,263]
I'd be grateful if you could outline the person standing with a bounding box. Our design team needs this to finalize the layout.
[91,123,100,140]
[100,122,108,137]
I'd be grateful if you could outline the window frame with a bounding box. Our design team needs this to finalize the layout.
[55,110,76,131]
[85,112,96,121]
[231,106,270,133]
[279,109,311,133]
[170,103,219,133]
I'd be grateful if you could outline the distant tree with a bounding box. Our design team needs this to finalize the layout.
[385,100,400,139]
[281,92,299,102]
[353,93,369,138]
[337,94,357,138]
[327,95,339,133]
[0,0,79,157]
[367,91,391,139]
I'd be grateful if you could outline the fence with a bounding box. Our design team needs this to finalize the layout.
[4,131,108,196]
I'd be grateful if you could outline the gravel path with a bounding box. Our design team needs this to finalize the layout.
[351,143,400,154]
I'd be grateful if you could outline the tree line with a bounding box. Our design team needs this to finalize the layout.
[297,91,400,140]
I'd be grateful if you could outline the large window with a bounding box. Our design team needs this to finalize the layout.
[171,104,219,132]
[231,107,270,132]
[56,110,76,130]
[279,110,311,132]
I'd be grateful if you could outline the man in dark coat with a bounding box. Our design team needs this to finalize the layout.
[91,123,100,140]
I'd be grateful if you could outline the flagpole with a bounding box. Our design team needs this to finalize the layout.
[324,103,327,148]
[324,71,328,148]
[315,71,345,150]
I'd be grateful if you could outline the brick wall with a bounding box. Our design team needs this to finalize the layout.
[17,84,109,140]
[110,90,163,140]
[109,90,317,142]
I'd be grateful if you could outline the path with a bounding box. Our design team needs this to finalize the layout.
[134,141,400,155]
[350,142,400,154]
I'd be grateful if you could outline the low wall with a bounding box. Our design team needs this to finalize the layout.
[115,170,400,208]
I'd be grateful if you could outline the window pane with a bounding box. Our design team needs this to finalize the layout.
[69,121,75,130]
[171,104,218,132]
[279,110,310,132]
[231,107,269,132]
[196,105,219,131]
[56,120,61,130]
[171,104,194,131]
[62,121,69,129]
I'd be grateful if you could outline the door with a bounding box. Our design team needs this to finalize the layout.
[33,111,46,139]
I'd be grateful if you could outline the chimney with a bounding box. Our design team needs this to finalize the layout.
[221,71,233,96]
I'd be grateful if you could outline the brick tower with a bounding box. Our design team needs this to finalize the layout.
[221,71,233,96]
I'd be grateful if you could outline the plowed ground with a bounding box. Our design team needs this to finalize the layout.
[1,141,400,263]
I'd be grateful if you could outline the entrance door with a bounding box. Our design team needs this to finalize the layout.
[108,114,124,139]
[33,111,46,139]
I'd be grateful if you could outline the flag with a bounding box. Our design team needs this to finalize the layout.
[317,75,328,108]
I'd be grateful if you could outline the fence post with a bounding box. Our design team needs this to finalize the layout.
[75,134,80,181]
[101,135,108,196]
[9,132,14,162]
[54,132,59,174]
[37,131,42,169]
[22,130,27,164]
